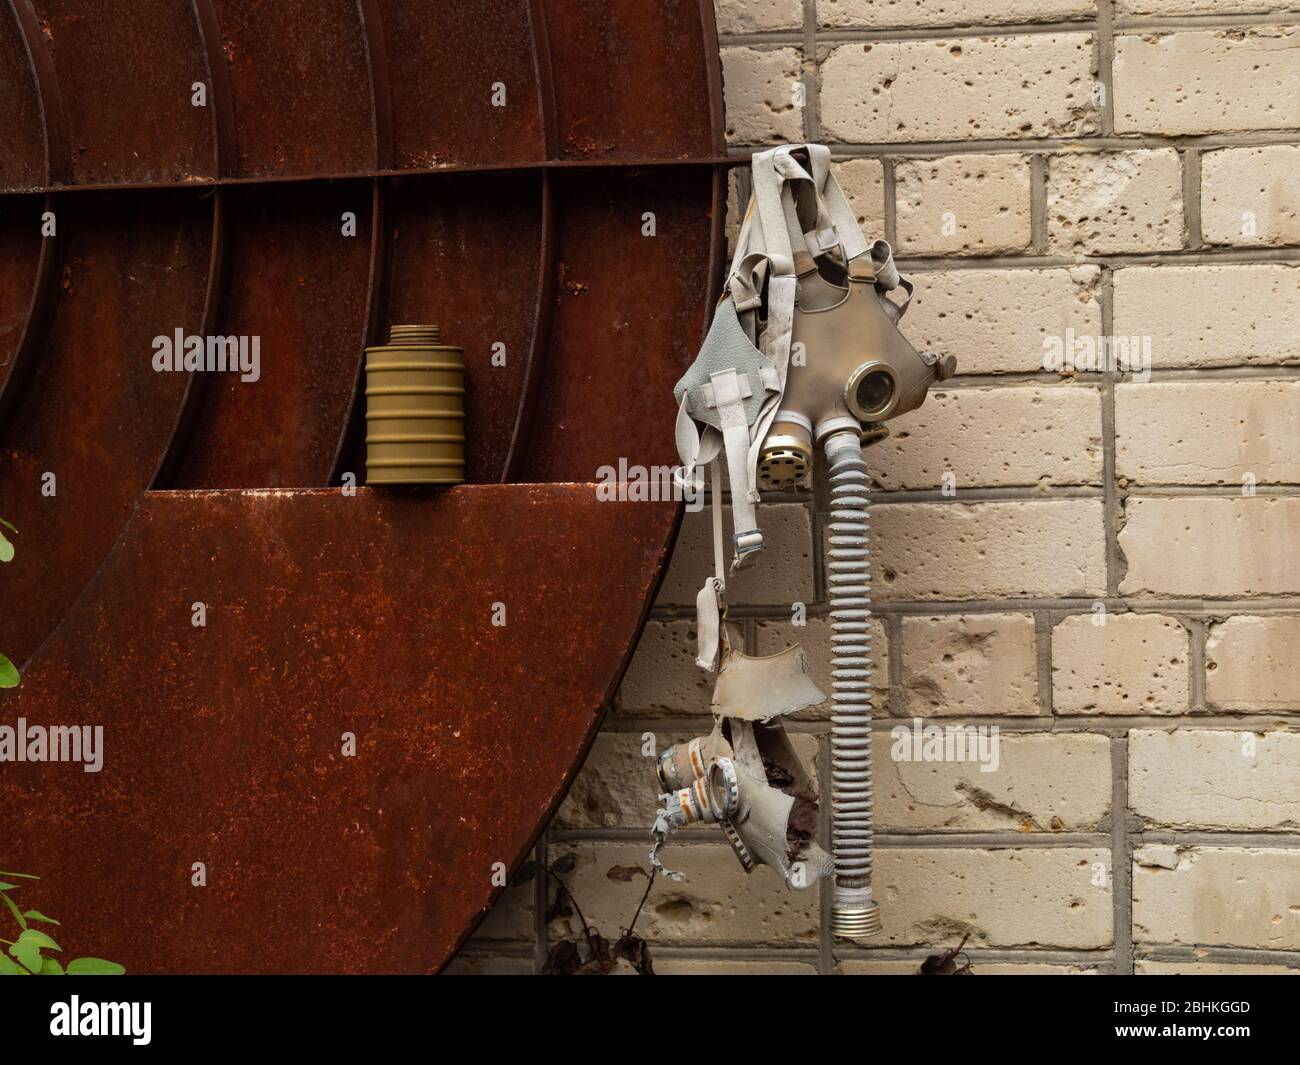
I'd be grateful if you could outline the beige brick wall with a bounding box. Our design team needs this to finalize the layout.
[449,1,1300,977]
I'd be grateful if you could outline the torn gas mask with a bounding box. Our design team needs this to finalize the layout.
[660,143,956,941]
[651,629,832,892]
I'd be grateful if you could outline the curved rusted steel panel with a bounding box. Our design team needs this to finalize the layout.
[380,171,544,484]
[0,487,677,974]
[542,0,722,161]
[0,195,48,418]
[169,181,372,489]
[29,0,214,188]
[375,0,545,171]
[519,165,720,482]
[0,0,725,973]
[0,2,45,191]
[208,0,375,179]
[0,190,211,666]
[8,0,69,186]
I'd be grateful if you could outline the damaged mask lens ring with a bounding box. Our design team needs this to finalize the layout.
[705,756,741,822]
[844,360,900,423]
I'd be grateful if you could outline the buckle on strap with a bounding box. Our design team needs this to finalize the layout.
[732,529,764,570]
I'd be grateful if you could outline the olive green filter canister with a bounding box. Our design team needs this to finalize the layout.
[365,324,466,485]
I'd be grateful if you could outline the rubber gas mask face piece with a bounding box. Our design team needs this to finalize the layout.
[756,249,957,492]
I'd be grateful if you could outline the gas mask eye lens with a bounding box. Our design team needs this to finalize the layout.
[845,362,899,422]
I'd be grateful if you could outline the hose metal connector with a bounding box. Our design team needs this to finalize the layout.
[831,899,883,940]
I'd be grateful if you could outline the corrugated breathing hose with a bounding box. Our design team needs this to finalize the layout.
[824,429,882,938]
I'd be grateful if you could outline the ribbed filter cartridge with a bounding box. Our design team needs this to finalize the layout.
[365,324,465,485]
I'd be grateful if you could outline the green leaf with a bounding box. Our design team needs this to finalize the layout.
[22,911,59,925]
[0,891,27,930]
[0,872,38,880]
[10,940,43,973]
[0,654,18,688]
[0,953,26,975]
[66,958,125,976]
[39,956,64,975]
[0,517,15,533]
[0,529,12,563]
[18,929,60,952]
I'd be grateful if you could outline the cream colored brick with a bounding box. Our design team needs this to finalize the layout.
[655,957,818,974]
[837,957,1098,974]
[1113,265,1300,369]
[1120,0,1300,13]
[657,503,813,607]
[616,619,715,714]
[834,158,886,239]
[821,0,1094,28]
[1136,959,1300,976]
[1114,30,1300,135]
[755,614,889,716]
[866,500,1106,601]
[1130,729,1300,830]
[878,731,1111,831]
[1202,146,1300,248]
[901,613,1039,716]
[1133,847,1300,949]
[1048,149,1183,254]
[1052,613,1189,715]
[721,46,803,144]
[875,847,1112,948]
[1206,616,1300,712]
[1119,497,1300,597]
[549,842,820,944]
[557,731,820,829]
[874,386,1103,490]
[442,952,533,975]
[895,154,1032,256]
[820,35,1096,143]
[906,267,1102,374]
[1116,381,1300,486]
[715,0,804,34]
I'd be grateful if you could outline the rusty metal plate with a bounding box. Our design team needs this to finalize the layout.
[0,190,211,666]
[30,0,215,187]
[210,0,375,178]
[543,0,721,160]
[0,487,677,973]
[0,2,45,191]
[169,181,372,489]
[0,0,725,974]
[0,195,43,402]
[380,171,545,483]
[520,166,721,482]
[376,0,546,170]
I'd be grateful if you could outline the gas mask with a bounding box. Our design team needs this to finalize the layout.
[756,245,956,491]
[662,144,956,941]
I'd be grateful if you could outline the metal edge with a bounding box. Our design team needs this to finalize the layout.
[697,0,727,158]
[149,188,228,489]
[9,0,68,185]
[328,178,384,487]
[0,190,62,431]
[191,0,236,178]
[435,496,683,972]
[357,0,394,171]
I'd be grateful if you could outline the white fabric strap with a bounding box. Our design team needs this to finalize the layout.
[709,369,762,569]
[693,457,727,672]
